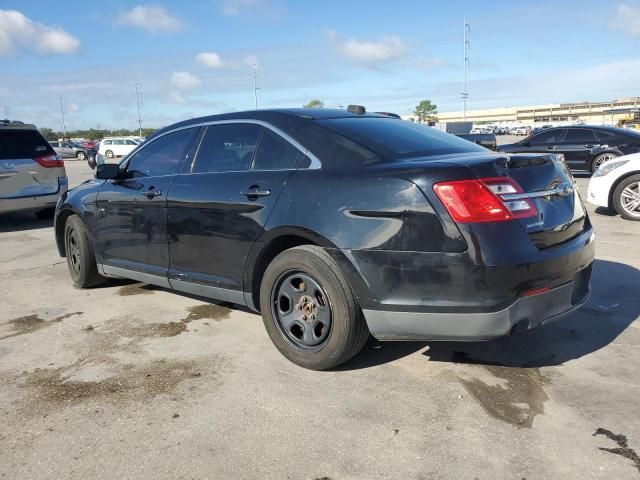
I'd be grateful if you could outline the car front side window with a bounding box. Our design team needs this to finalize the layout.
[126,128,198,178]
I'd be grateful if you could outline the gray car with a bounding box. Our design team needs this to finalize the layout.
[50,140,94,161]
[0,121,68,218]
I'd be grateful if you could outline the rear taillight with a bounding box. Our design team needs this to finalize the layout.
[34,153,64,168]
[433,177,537,223]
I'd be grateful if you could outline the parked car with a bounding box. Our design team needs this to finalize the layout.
[98,137,139,158]
[456,132,497,150]
[0,120,68,218]
[54,108,594,370]
[512,126,530,135]
[50,140,96,161]
[80,140,97,149]
[587,152,640,220]
[498,125,640,172]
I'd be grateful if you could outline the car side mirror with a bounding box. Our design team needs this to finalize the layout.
[95,163,120,180]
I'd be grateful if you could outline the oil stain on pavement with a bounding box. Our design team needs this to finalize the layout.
[183,303,231,322]
[458,365,549,429]
[593,428,640,474]
[117,283,157,296]
[1,312,83,340]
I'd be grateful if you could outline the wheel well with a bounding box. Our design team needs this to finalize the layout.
[250,235,318,311]
[55,210,75,257]
[607,171,640,208]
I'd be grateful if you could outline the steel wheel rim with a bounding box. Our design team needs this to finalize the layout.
[77,152,85,160]
[271,271,332,351]
[620,181,640,217]
[65,228,81,275]
[594,154,617,170]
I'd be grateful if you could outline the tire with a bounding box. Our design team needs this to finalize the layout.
[613,174,640,221]
[34,208,55,220]
[76,151,86,161]
[87,157,96,169]
[105,150,114,158]
[591,152,620,173]
[64,215,106,287]
[259,245,369,370]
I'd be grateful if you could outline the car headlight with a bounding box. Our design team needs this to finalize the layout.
[593,159,629,177]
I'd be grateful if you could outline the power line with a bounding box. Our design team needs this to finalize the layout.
[462,17,470,121]
[135,82,143,137]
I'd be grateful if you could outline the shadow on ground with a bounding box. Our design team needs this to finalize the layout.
[338,259,639,370]
[0,212,53,233]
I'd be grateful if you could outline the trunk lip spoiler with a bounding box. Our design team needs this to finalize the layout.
[501,181,575,201]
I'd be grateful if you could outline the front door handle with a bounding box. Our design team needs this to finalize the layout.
[241,186,271,199]
[546,145,556,150]
[141,189,163,199]
[584,144,594,148]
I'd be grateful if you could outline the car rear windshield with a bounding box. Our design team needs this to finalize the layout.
[317,117,486,159]
[0,129,55,160]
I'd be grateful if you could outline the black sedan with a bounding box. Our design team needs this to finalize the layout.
[498,125,640,172]
[54,108,594,370]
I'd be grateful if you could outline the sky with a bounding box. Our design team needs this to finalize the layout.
[1,0,640,130]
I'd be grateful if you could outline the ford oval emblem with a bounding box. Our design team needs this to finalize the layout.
[556,182,574,197]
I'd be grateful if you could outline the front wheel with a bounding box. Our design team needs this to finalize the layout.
[105,150,114,158]
[591,152,620,173]
[613,174,640,221]
[260,245,369,370]
[64,215,107,287]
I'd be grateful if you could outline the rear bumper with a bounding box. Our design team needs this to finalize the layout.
[363,271,591,341]
[0,178,67,214]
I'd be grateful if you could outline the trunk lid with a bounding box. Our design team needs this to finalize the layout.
[0,128,61,199]
[435,152,586,249]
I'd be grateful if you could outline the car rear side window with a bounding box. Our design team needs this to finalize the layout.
[317,117,485,159]
[0,129,55,160]
[126,128,198,178]
[564,129,596,143]
[253,128,305,170]
[192,123,261,173]
[529,129,565,144]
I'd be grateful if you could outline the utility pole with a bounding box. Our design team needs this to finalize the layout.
[135,82,143,138]
[3,106,8,119]
[462,17,470,121]
[59,97,67,140]
[252,56,259,110]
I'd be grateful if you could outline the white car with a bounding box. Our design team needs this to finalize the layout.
[98,138,139,159]
[587,152,640,220]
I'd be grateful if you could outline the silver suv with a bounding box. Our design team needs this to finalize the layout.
[0,121,68,218]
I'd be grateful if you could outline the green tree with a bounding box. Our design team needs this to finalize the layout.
[39,127,57,141]
[413,100,438,123]
[303,99,324,109]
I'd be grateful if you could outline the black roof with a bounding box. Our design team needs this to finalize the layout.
[152,108,385,138]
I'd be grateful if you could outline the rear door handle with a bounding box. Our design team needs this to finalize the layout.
[241,186,271,198]
[546,145,556,150]
[141,189,163,199]
[584,144,594,148]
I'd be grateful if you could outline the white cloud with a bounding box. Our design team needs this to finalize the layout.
[167,91,187,104]
[196,52,223,68]
[612,4,640,36]
[170,71,202,90]
[220,0,286,19]
[67,103,80,113]
[0,10,80,56]
[328,30,406,66]
[116,5,183,33]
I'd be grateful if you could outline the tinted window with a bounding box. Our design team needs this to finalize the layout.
[529,129,564,144]
[126,128,197,178]
[126,140,137,145]
[114,139,125,145]
[564,128,596,143]
[103,139,112,145]
[595,130,616,141]
[0,130,55,160]
[253,128,303,170]
[50,141,60,147]
[318,117,485,158]
[192,123,261,173]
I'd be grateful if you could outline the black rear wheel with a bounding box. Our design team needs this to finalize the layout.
[260,245,369,370]
[64,215,106,288]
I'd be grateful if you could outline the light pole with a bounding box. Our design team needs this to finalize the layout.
[462,18,470,121]
[135,82,143,138]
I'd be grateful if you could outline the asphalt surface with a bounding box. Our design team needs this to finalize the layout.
[1,155,639,479]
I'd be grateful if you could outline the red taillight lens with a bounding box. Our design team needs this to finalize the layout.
[433,177,537,223]
[34,153,64,168]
